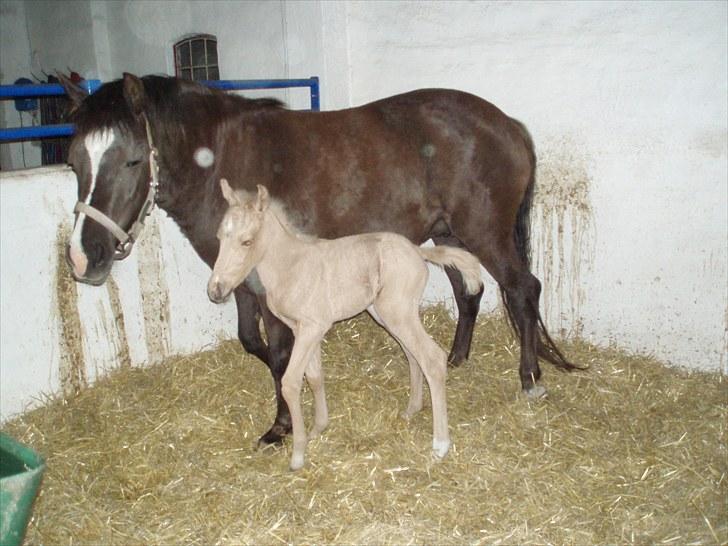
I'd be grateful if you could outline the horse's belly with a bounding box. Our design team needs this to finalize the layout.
[323,248,381,321]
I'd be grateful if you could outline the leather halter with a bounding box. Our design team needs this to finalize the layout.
[73,116,160,260]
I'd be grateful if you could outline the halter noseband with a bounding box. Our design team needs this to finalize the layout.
[73,116,160,260]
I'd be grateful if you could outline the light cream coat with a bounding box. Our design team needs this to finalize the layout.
[208,180,483,470]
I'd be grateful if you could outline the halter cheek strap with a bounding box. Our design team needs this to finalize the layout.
[73,116,160,260]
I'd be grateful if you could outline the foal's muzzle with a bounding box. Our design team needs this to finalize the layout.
[207,277,232,304]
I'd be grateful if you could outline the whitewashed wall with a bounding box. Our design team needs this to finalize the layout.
[0,167,238,419]
[1,1,726,420]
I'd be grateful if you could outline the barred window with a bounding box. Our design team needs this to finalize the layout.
[174,34,219,81]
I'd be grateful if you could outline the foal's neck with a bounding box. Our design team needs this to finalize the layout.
[256,207,314,287]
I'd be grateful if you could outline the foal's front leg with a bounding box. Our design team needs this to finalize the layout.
[305,345,328,437]
[280,325,326,470]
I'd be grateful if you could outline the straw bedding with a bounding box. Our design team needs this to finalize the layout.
[3,306,726,545]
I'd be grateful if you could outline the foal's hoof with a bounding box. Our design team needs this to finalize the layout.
[289,454,305,471]
[432,438,451,460]
[523,385,548,399]
[257,423,292,448]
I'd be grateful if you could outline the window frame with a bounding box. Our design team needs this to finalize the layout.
[173,34,219,81]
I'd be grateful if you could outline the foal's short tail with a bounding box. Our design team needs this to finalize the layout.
[419,247,483,296]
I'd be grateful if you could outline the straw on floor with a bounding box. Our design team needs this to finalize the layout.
[3,306,726,545]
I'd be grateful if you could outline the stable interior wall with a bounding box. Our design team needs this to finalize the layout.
[0,1,726,420]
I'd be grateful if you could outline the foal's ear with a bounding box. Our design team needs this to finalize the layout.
[255,185,270,212]
[122,73,146,117]
[220,178,239,206]
[57,72,87,108]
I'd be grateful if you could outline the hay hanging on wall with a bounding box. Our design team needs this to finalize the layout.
[3,306,726,545]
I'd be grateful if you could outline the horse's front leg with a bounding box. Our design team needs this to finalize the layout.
[257,298,295,446]
[281,325,326,470]
[305,345,328,437]
[233,286,270,365]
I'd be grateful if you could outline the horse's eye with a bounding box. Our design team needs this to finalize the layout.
[242,240,252,247]
[126,159,142,168]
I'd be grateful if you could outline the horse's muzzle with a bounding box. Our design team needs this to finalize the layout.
[65,244,110,286]
[207,277,231,304]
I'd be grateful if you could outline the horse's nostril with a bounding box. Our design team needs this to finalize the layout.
[90,243,106,268]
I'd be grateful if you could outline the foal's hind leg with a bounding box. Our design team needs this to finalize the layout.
[368,306,423,418]
[373,298,450,459]
[432,236,484,366]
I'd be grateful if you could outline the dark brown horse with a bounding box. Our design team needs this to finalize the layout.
[61,73,576,445]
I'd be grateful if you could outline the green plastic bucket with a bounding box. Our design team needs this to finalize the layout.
[0,432,45,546]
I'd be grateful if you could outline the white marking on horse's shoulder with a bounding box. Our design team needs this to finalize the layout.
[194,147,215,168]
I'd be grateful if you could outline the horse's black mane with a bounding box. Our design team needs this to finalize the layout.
[69,75,285,133]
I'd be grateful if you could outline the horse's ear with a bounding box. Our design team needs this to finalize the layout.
[220,178,239,206]
[122,72,146,117]
[255,185,270,212]
[57,72,87,108]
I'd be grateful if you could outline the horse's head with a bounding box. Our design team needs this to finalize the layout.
[208,180,270,303]
[61,73,158,285]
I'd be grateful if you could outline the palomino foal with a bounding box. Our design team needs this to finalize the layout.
[208,180,484,470]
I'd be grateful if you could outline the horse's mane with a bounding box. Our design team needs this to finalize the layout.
[68,75,285,133]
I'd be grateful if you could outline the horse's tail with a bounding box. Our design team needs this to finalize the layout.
[419,246,483,296]
[506,119,581,371]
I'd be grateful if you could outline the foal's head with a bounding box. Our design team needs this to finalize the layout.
[207,179,270,303]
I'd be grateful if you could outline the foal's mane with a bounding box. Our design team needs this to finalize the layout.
[234,190,314,243]
[68,75,285,134]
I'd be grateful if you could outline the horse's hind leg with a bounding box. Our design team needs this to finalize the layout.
[368,306,423,418]
[452,225,544,397]
[432,236,484,366]
[305,345,328,437]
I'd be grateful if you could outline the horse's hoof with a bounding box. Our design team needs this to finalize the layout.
[523,385,547,399]
[447,354,466,368]
[401,406,422,420]
[289,454,305,471]
[257,423,292,448]
[432,438,451,459]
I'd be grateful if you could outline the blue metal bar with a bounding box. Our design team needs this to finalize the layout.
[0,77,321,143]
[0,124,74,141]
[0,80,101,98]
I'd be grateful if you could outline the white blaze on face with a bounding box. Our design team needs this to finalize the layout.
[68,129,115,277]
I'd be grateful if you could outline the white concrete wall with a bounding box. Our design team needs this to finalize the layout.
[342,1,728,372]
[1,1,726,421]
[0,166,238,419]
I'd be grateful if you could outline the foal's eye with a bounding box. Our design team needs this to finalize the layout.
[125,159,142,168]
[241,240,252,247]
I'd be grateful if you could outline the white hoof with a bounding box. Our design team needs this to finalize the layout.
[432,438,451,459]
[289,453,305,471]
[524,385,547,399]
